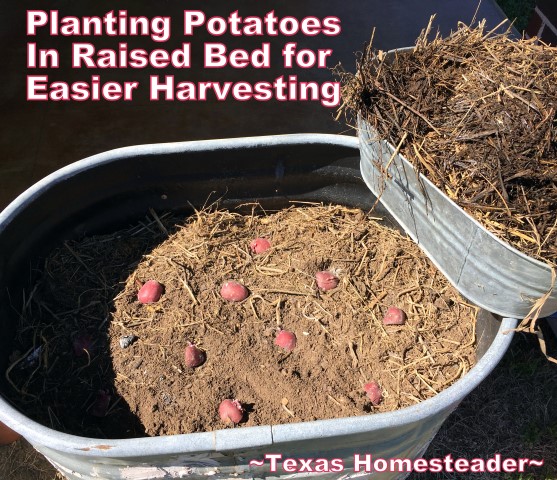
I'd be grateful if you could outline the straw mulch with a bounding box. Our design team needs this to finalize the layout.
[337,19,557,266]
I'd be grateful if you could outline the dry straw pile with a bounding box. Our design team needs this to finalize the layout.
[338,18,557,266]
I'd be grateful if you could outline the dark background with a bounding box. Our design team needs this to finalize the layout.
[0,0,511,207]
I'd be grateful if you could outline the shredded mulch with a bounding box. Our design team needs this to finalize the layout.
[6,205,477,437]
[337,19,557,266]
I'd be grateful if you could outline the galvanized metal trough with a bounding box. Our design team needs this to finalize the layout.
[0,134,517,480]
[359,118,557,319]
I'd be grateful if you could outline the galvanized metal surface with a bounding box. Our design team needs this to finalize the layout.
[359,119,557,318]
[0,134,517,479]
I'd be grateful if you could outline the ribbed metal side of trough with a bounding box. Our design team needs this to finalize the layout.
[0,134,517,480]
[359,118,557,319]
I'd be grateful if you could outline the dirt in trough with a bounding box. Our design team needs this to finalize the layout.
[6,205,477,438]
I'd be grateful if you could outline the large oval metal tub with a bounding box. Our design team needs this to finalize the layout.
[359,118,557,319]
[0,134,516,480]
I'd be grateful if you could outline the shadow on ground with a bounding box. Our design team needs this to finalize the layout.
[1,214,183,440]
[411,323,557,480]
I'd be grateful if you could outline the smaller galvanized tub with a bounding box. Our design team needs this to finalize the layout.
[0,135,517,480]
[359,118,557,319]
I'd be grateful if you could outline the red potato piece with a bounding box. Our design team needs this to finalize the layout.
[315,271,339,291]
[72,333,94,358]
[184,343,206,368]
[138,280,164,304]
[218,399,244,424]
[89,390,111,417]
[250,237,271,254]
[275,330,297,351]
[364,381,383,406]
[220,281,249,302]
[383,306,407,325]
[0,421,21,445]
